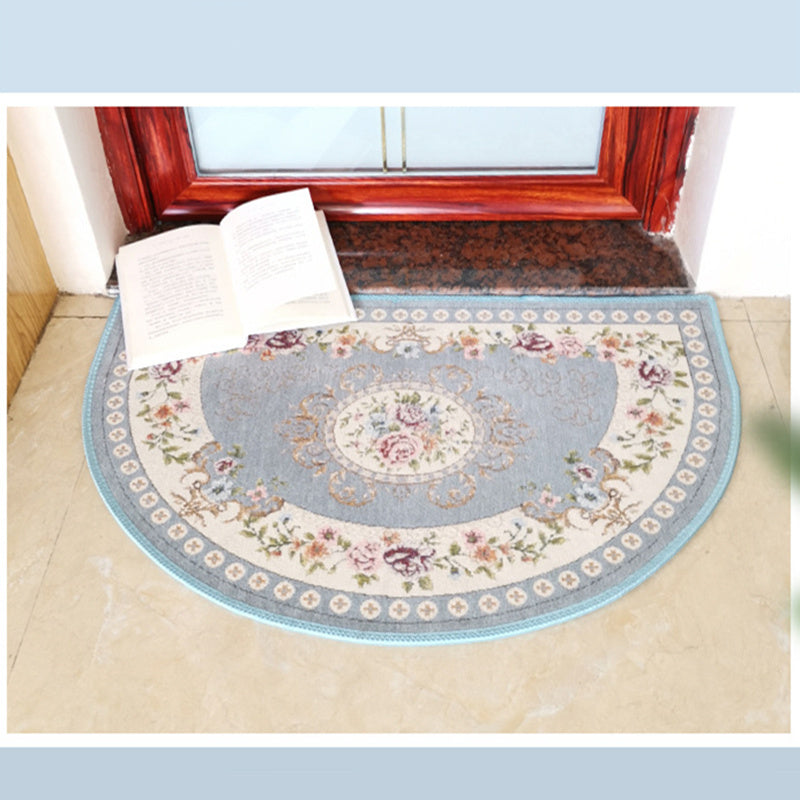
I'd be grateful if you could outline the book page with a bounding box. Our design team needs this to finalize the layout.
[116,225,245,368]
[220,188,335,330]
[253,211,357,332]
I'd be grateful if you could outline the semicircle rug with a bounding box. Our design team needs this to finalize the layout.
[84,294,740,645]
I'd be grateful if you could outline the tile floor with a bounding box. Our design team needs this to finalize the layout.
[6,294,791,734]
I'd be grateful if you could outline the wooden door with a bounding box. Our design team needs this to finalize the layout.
[7,150,58,404]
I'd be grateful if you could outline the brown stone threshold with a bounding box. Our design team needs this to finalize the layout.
[329,220,693,296]
[108,219,692,298]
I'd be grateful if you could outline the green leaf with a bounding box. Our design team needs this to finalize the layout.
[418,575,433,591]
[449,543,461,556]
[636,397,652,405]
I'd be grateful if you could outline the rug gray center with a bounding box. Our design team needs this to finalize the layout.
[200,346,615,528]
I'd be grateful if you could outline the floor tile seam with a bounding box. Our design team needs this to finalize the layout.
[742,297,791,324]
[10,313,111,674]
[745,315,791,323]
[7,461,88,679]
[745,312,787,425]
[745,304,791,423]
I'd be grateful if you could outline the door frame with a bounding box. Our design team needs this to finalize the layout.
[96,106,697,234]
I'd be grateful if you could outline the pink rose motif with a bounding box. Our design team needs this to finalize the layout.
[395,403,428,428]
[378,433,420,465]
[556,335,585,358]
[243,333,272,353]
[383,545,434,577]
[246,485,268,502]
[149,361,183,382]
[573,463,598,482]
[331,343,353,359]
[638,360,673,388]
[463,344,485,360]
[348,540,382,573]
[265,330,305,351]
[316,526,338,543]
[539,489,561,508]
[214,457,236,475]
[462,529,485,546]
[626,406,646,420]
[513,331,554,355]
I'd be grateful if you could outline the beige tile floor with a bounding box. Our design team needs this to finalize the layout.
[6,294,792,734]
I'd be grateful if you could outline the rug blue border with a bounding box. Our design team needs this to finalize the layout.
[82,293,741,646]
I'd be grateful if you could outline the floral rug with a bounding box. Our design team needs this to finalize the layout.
[83,294,739,644]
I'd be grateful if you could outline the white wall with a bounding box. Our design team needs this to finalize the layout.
[671,106,734,285]
[7,106,127,294]
[676,98,798,297]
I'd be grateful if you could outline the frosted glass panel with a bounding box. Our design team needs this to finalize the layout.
[186,106,605,176]
[401,107,604,172]
[187,107,384,174]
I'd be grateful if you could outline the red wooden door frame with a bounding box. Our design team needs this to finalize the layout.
[96,106,697,234]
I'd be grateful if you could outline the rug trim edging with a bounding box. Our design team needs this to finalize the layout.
[81,293,742,646]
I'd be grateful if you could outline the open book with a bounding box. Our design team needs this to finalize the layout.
[115,188,356,370]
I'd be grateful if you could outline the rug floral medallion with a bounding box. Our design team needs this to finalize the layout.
[84,294,740,644]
